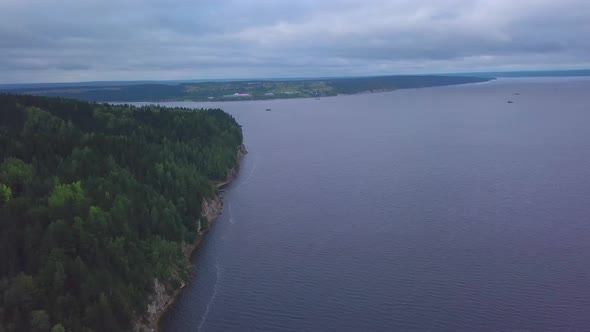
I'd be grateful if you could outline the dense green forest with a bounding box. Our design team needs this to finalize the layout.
[1,75,493,102]
[0,94,243,331]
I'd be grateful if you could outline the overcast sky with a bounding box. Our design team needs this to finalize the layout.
[1,0,589,83]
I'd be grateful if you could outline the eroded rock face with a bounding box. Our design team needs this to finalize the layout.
[135,144,247,332]
[202,196,223,226]
[147,279,166,320]
[135,279,166,332]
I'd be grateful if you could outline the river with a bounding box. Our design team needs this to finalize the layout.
[142,78,590,331]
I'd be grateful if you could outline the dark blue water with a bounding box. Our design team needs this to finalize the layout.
[154,78,590,331]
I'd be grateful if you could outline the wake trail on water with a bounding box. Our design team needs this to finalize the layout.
[197,259,222,331]
[228,202,234,224]
[233,158,256,190]
[197,159,253,329]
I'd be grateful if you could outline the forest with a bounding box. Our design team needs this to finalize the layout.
[0,94,243,331]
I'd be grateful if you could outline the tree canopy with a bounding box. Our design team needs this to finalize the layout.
[0,93,243,331]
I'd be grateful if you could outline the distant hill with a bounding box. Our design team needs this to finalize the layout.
[0,75,492,102]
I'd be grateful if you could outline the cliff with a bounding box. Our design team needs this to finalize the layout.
[135,144,247,332]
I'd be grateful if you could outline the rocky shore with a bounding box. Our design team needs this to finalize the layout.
[135,144,247,332]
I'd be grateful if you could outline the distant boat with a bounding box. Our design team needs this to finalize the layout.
[314,98,321,100]
[266,108,271,111]
[507,100,514,104]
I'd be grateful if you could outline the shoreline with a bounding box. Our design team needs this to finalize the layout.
[135,143,247,332]
[109,78,496,105]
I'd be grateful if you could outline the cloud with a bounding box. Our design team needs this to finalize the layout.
[0,0,589,83]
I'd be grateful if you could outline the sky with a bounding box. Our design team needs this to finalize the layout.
[1,0,589,83]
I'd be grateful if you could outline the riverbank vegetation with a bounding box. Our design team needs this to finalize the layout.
[0,94,243,331]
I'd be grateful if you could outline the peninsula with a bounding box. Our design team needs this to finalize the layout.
[0,94,244,332]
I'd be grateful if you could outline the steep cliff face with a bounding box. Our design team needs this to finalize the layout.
[144,279,167,328]
[135,144,247,332]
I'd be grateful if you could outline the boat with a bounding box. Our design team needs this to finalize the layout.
[266,108,271,111]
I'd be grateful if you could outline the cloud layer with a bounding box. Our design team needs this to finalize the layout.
[1,0,589,83]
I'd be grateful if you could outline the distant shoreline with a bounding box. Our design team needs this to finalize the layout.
[123,78,500,106]
[2,75,494,103]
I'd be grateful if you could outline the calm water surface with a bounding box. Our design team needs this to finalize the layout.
[150,78,590,331]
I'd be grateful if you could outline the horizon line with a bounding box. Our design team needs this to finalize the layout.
[1,68,589,88]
